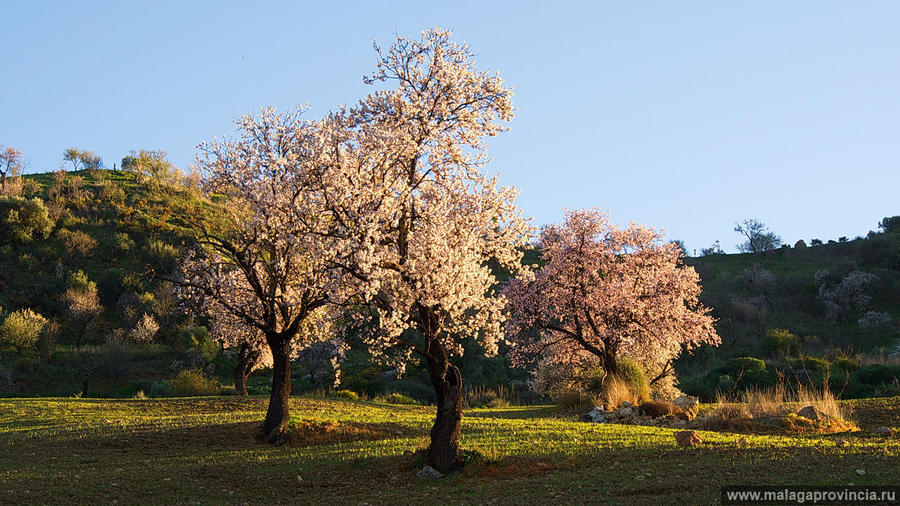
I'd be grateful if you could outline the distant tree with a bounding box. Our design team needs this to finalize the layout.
[810,238,823,246]
[838,236,848,243]
[121,150,177,186]
[701,239,724,256]
[0,146,23,190]
[63,148,103,171]
[794,239,807,249]
[879,216,900,234]
[734,218,781,253]
[61,270,103,349]
[0,308,48,353]
[296,338,349,388]
[129,313,159,342]
[504,209,720,389]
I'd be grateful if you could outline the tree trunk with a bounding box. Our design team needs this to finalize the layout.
[262,336,292,443]
[234,342,256,396]
[603,351,618,379]
[235,368,249,396]
[424,337,463,474]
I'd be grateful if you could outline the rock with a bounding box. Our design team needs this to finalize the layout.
[673,395,698,410]
[621,401,635,409]
[797,406,832,421]
[673,420,687,428]
[856,469,866,476]
[673,395,700,421]
[416,466,444,480]
[873,426,891,434]
[674,430,702,447]
[618,407,633,417]
[582,407,609,423]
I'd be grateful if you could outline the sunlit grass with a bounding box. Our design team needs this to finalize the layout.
[0,396,897,504]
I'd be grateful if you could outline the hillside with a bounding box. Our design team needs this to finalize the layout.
[0,169,898,402]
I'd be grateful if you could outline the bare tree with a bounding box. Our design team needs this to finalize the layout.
[734,219,781,254]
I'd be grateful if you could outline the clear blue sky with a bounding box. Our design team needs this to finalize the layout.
[3,1,898,253]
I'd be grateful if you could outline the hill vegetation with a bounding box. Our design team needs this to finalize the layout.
[0,166,898,404]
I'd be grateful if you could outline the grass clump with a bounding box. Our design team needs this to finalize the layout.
[465,385,515,408]
[169,369,222,397]
[332,389,360,401]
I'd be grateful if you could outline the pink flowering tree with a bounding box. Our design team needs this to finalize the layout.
[320,29,530,473]
[504,208,719,389]
[179,107,349,442]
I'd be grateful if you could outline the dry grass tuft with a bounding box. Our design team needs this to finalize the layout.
[602,376,637,410]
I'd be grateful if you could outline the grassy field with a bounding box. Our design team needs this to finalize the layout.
[0,396,898,505]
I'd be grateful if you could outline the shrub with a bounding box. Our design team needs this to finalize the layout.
[552,389,596,411]
[380,392,421,405]
[761,329,800,357]
[852,364,900,386]
[465,385,513,408]
[858,311,893,334]
[0,196,53,243]
[169,369,221,396]
[115,232,135,252]
[794,239,807,249]
[180,326,218,363]
[129,313,159,343]
[0,308,48,352]
[613,358,651,403]
[58,228,98,255]
[333,389,360,401]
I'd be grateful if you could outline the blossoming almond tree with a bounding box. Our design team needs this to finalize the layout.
[319,29,530,473]
[179,107,347,442]
[504,208,719,389]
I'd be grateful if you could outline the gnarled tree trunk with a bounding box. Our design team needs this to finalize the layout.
[235,341,261,396]
[423,337,463,474]
[262,335,292,443]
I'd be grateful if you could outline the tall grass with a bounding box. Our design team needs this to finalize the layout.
[712,380,850,421]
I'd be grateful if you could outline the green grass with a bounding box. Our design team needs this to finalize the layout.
[1,396,898,504]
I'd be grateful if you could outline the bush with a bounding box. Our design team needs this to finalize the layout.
[180,326,218,363]
[169,369,221,396]
[0,196,53,243]
[380,392,421,405]
[333,389,359,401]
[852,364,900,386]
[761,329,800,357]
[465,385,514,408]
[58,228,98,255]
[552,389,596,411]
[0,308,48,352]
[612,358,650,403]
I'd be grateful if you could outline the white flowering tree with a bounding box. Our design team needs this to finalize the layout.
[319,29,530,472]
[179,108,348,442]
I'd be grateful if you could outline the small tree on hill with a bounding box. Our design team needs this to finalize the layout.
[61,270,102,349]
[879,216,900,234]
[63,148,103,171]
[504,208,720,388]
[0,146,23,192]
[735,218,781,253]
[0,308,48,353]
